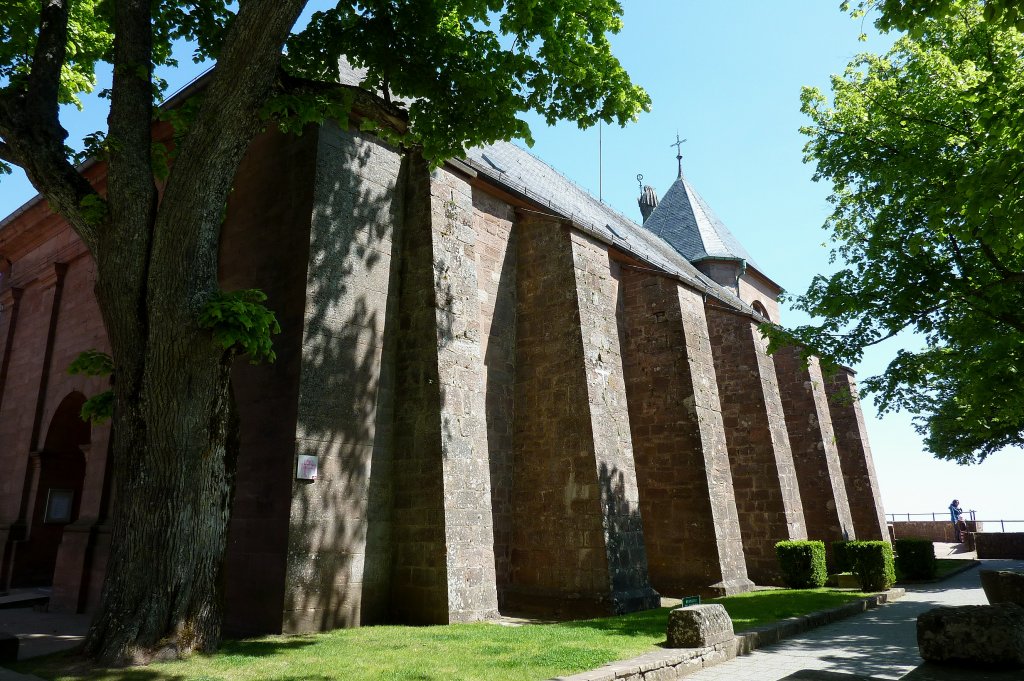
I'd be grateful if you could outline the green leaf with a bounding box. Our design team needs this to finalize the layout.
[80,390,114,424]
[199,289,281,364]
[68,349,113,377]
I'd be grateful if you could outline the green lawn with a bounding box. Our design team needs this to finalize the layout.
[20,589,872,681]
[936,558,972,578]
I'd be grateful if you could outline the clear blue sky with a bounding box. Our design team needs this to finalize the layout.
[1,1,1019,525]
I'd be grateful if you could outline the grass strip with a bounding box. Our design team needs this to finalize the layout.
[20,588,872,681]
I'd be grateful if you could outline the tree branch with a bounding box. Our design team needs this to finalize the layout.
[0,0,103,252]
[147,0,309,320]
[27,0,70,114]
[103,0,158,268]
[0,139,16,166]
[0,107,102,251]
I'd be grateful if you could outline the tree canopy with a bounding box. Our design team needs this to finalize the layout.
[855,0,1024,31]
[769,2,1024,464]
[0,0,649,664]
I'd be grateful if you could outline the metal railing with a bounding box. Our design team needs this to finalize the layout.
[887,510,978,522]
[888,512,1024,533]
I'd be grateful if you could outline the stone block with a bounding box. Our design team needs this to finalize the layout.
[667,604,735,648]
[917,604,1024,668]
[977,532,1024,560]
[0,632,17,663]
[834,573,860,589]
[981,570,1024,607]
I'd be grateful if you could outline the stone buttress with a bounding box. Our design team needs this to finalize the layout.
[774,346,856,553]
[620,270,753,597]
[825,370,889,541]
[705,305,807,585]
[283,123,406,631]
[387,155,500,624]
[508,214,660,616]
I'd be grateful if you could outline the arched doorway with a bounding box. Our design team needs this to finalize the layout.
[11,392,89,588]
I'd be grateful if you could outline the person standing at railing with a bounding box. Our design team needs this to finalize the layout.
[949,499,965,542]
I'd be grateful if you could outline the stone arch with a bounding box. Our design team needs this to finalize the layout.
[10,392,89,587]
[750,300,771,322]
[42,391,90,452]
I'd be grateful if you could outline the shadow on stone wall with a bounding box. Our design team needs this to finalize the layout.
[284,128,407,630]
[597,461,659,613]
[482,221,517,608]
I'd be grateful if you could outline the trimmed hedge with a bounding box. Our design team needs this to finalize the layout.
[776,540,827,588]
[832,540,853,573]
[894,538,937,580]
[848,540,896,591]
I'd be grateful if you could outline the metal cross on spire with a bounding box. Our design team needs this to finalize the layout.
[670,133,687,179]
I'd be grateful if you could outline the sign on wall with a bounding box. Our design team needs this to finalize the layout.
[296,454,318,481]
[44,489,74,523]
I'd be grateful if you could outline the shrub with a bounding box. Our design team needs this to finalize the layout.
[832,540,853,573]
[894,538,937,580]
[847,541,896,591]
[776,540,827,588]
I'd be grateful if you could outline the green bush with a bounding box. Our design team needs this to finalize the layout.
[776,540,827,588]
[847,541,896,591]
[894,538,937,580]
[832,540,853,573]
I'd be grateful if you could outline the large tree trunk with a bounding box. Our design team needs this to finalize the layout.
[69,0,309,664]
[1,0,317,664]
[83,273,239,664]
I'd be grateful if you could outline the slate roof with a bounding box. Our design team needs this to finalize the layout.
[335,57,751,309]
[461,142,751,310]
[641,175,759,270]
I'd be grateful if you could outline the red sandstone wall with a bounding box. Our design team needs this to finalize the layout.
[0,197,112,596]
[825,371,889,542]
[775,347,856,552]
[281,122,408,632]
[705,305,806,585]
[620,272,751,596]
[736,270,781,323]
[219,126,319,636]
[890,520,981,543]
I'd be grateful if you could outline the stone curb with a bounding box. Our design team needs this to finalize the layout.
[897,560,979,585]
[550,588,906,681]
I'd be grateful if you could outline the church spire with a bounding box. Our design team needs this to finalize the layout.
[670,133,687,179]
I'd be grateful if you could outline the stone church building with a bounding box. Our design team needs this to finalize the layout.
[0,73,888,636]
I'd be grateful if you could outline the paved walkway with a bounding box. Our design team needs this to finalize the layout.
[683,559,1023,681]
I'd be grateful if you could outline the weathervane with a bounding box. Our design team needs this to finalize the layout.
[636,173,644,190]
[670,132,687,179]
